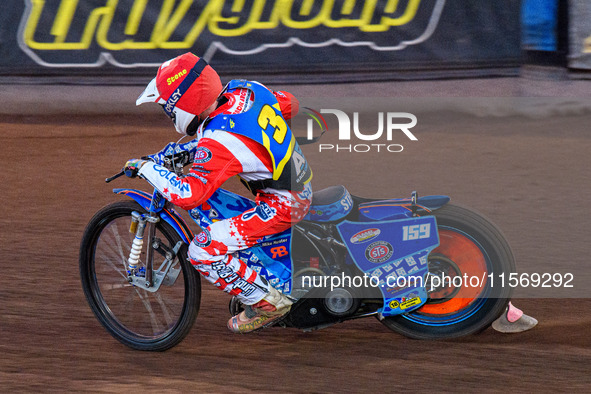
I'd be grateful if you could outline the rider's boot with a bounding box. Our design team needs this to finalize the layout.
[228,286,292,333]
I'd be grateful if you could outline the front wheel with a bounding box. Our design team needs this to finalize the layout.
[79,200,201,351]
[380,204,515,339]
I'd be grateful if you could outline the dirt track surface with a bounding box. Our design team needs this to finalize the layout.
[2,106,591,392]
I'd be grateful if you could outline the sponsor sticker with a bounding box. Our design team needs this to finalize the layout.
[400,297,422,310]
[350,228,381,244]
[241,203,277,222]
[371,268,383,278]
[194,147,212,163]
[387,283,411,294]
[419,255,428,265]
[187,173,208,184]
[365,241,393,264]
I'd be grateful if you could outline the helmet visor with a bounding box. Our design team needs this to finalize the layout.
[136,77,161,106]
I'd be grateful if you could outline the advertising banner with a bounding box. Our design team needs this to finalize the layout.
[0,0,520,81]
[522,0,558,51]
[569,0,591,69]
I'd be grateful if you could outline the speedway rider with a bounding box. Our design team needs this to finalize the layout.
[127,52,313,333]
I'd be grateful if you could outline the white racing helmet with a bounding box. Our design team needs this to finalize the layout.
[137,53,222,136]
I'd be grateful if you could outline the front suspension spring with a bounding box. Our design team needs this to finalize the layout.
[127,211,147,271]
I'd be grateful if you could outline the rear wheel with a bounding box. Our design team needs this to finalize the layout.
[79,201,201,351]
[380,204,514,339]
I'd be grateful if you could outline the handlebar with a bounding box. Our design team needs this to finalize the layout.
[105,171,125,183]
[105,149,192,183]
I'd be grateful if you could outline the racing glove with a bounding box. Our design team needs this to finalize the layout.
[144,140,200,165]
[123,158,146,178]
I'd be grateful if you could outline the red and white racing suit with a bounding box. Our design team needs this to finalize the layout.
[138,87,312,305]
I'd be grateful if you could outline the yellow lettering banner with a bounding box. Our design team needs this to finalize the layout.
[22,0,440,52]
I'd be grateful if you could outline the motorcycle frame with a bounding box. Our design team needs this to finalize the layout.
[114,186,449,318]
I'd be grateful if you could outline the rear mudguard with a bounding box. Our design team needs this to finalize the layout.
[113,188,194,245]
[358,195,450,221]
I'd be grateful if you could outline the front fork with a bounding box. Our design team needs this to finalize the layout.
[127,211,183,292]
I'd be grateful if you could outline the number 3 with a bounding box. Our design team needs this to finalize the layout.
[258,104,288,144]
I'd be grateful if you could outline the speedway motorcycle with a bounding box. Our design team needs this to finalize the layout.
[79,150,515,351]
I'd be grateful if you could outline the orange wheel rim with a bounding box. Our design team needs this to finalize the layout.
[418,229,488,315]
